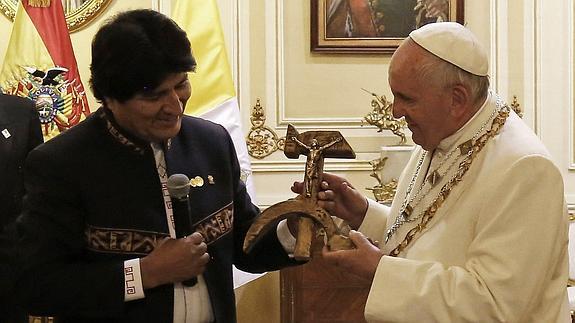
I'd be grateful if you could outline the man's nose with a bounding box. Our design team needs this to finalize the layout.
[392,101,404,119]
[163,89,183,113]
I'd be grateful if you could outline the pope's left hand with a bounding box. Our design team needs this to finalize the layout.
[321,230,384,281]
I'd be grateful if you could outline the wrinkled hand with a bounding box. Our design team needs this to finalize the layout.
[322,230,384,280]
[293,173,368,229]
[140,232,209,289]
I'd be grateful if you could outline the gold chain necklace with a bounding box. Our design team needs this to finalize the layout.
[389,103,510,257]
[385,107,500,243]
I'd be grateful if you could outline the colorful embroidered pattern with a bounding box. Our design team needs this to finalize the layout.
[194,203,234,245]
[99,109,146,155]
[85,226,169,255]
[85,204,234,254]
[124,266,136,295]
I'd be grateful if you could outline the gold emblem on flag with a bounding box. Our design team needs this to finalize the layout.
[1,65,89,140]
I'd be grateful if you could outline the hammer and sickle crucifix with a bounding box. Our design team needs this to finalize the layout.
[243,124,356,261]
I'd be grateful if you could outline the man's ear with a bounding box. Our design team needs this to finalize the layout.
[104,98,118,113]
[449,84,470,119]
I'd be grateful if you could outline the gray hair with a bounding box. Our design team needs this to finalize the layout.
[416,50,490,106]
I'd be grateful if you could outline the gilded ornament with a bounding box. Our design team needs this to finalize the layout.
[361,88,407,145]
[245,99,285,159]
[0,0,112,32]
[190,176,204,187]
[365,156,399,204]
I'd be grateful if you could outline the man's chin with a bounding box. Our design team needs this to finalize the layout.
[150,126,181,142]
[411,134,426,149]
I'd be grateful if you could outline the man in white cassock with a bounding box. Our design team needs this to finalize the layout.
[293,22,570,322]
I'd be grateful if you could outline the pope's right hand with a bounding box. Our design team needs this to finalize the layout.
[140,232,209,289]
[292,172,368,230]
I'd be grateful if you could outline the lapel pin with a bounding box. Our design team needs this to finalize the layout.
[190,176,204,187]
[2,129,11,139]
[207,175,215,185]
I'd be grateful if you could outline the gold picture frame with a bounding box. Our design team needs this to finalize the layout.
[311,0,464,53]
[0,0,112,32]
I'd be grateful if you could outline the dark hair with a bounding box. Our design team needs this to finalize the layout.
[90,9,196,103]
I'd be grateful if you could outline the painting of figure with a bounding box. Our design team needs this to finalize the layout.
[314,0,462,52]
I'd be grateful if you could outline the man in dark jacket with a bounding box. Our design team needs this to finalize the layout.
[0,93,43,323]
[17,9,300,322]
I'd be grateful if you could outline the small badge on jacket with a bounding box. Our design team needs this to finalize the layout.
[2,128,10,139]
[190,176,204,187]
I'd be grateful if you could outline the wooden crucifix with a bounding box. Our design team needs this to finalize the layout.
[244,124,356,261]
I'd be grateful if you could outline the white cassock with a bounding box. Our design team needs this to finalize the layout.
[360,91,570,322]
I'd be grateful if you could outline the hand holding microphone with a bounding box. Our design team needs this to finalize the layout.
[141,174,210,289]
[165,174,206,286]
[140,232,208,289]
[166,174,194,239]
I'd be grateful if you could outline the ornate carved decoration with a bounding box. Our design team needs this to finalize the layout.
[0,1,11,21]
[0,0,112,32]
[365,157,398,204]
[246,98,285,159]
[361,89,407,145]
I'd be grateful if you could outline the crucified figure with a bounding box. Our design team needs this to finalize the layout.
[243,125,355,261]
[292,136,342,197]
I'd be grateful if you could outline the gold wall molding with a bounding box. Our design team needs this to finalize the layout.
[246,98,285,159]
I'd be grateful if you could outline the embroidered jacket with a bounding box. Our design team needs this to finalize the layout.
[17,107,298,322]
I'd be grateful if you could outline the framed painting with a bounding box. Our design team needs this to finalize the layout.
[311,0,464,53]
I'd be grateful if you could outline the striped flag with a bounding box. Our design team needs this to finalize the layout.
[171,0,256,202]
[0,0,90,140]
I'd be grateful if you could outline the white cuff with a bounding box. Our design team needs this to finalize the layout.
[124,258,145,301]
[277,219,296,256]
[358,198,390,239]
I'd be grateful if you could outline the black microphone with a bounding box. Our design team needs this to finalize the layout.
[167,174,197,287]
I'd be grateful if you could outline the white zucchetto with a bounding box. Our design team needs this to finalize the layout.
[409,22,489,76]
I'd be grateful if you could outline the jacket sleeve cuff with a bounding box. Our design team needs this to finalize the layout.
[124,258,145,301]
[358,198,390,239]
[276,219,296,256]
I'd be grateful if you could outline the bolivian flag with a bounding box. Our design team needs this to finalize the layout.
[0,0,90,140]
[172,0,256,200]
